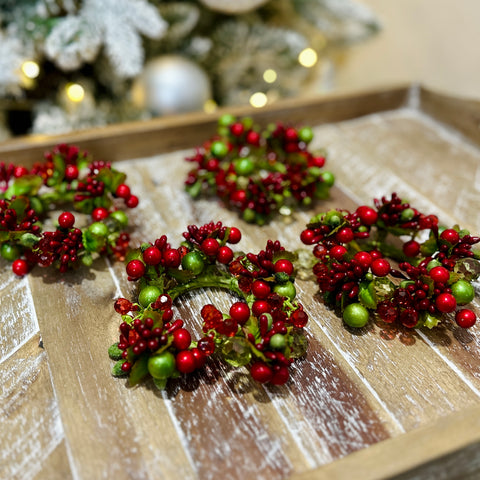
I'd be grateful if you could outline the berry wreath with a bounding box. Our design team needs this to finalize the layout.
[109,221,309,389]
[301,193,480,330]
[184,114,335,225]
[0,144,138,275]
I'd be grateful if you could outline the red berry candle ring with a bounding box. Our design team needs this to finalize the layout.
[109,221,309,389]
[300,193,480,331]
[0,143,138,274]
[184,114,335,225]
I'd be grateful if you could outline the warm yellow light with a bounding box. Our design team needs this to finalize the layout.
[203,99,217,113]
[263,69,277,84]
[66,83,85,102]
[249,92,267,108]
[21,61,40,79]
[298,48,318,68]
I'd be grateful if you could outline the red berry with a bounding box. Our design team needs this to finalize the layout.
[173,328,192,350]
[291,308,308,328]
[121,361,132,373]
[285,127,298,142]
[14,166,29,177]
[12,259,29,276]
[251,280,271,299]
[115,184,131,199]
[353,251,372,269]
[309,156,325,168]
[201,238,219,257]
[250,362,273,383]
[230,122,244,136]
[403,240,420,257]
[356,206,378,226]
[246,130,260,146]
[270,366,290,385]
[217,246,233,264]
[126,259,145,279]
[164,248,181,268]
[176,350,196,373]
[227,227,242,244]
[274,259,294,276]
[440,229,460,245]
[371,258,391,277]
[252,300,271,317]
[429,266,450,284]
[455,309,477,328]
[330,245,347,261]
[58,211,75,229]
[230,190,247,207]
[64,164,79,181]
[126,195,139,208]
[92,207,109,221]
[229,302,250,325]
[369,250,383,260]
[435,293,457,313]
[143,246,162,265]
[191,347,206,368]
[300,229,316,245]
[197,336,215,356]
[336,227,354,244]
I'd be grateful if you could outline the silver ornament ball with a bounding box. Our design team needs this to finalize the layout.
[133,56,212,116]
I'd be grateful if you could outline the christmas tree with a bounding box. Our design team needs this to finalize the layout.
[0,0,379,136]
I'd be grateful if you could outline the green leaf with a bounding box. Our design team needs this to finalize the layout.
[8,197,30,219]
[358,280,377,309]
[47,154,66,186]
[96,167,126,192]
[19,233,40,248]
[373,277,395,303]
[153,377,168,390]
[422,313,440,329]
[128,353,149,386]
[4,176,43,199]
[82,229,106,253]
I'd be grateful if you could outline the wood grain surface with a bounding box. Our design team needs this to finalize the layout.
[2,86,480,479]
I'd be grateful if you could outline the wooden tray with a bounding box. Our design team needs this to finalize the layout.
[2,85,480,480]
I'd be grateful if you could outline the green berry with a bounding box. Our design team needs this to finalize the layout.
[321,171,335,187]
[181,251,205,275]
[138,286,161,307]
[451,280,475,305]
[234,158,255,176]
[147,351,176,379]
[269,333,286,350]
[400,208,415,222]
[298,127,314,143]
[1,243,20,261]
[343,303,369,328]
[273,281,296,300]
[110,210,128,228]
[218,114,236,127]
[210,141,229,158]
[88,221,109,237]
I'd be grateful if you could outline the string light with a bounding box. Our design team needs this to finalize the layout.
[298,48,318,68]
[203,99,217,113]
[263,69,277,84]
[65,83,85,103]
[21,61,40,79]
[249,92,268,108]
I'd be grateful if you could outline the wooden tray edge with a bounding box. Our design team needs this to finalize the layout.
[289,402,480,480]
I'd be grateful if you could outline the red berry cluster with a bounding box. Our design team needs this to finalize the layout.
[0,144,138,275]
[185,114,334,225]
[110,222,308,389]
[301,193,480,331]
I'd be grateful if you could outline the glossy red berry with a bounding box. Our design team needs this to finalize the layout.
[250,362,273,383]
[274,259,294,276]
[58,211,75,229]
[201,238,220,256]
[246,130,261,145]
[429,266,450,284]
[217,246,233,264]
[435,293,457,313]
[191,347,206,368]
[12,259,29,276]
[229,302,250,325]
[300,229,316,245]
[92,207,109,221]
[336,227,354,244]
[455,309,477,328]
[64,164,79,181]
[251,280,271,299]
[176,350,196,373]
[252,300,271,317]
[227,227,242,244]
[440,229,460,245]
[164,248,181,268]
[121,361,132,373]
[173,328,192,350]
[143,246,162,265]
[230,122,244,137]
[126,195,139,208]
[353,251,372,269]
[115,183,131,199]
[126,259,146,279]
[356,206,378,226]
[403,240,420,257]
[371,258,391,277]
[14,166,29,177]
[330,245,347,261]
